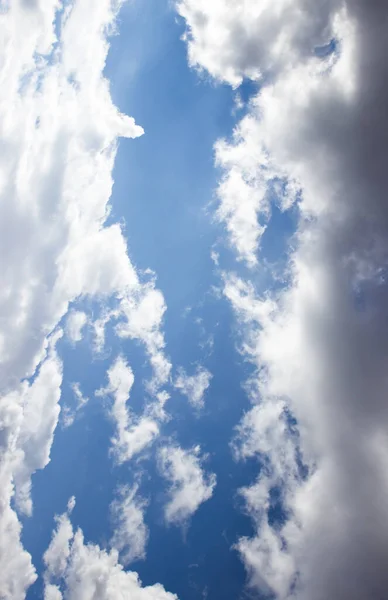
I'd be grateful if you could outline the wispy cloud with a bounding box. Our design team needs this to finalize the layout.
[158,444,216,525]
[96,355,159,463]
[62,382,89,428]
[174,365,212,409]
[110,484,148,565]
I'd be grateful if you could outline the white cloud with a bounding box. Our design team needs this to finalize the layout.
[158,445,216,525]
[71,382,88,408]
[12,330,64,517]
[179,0,388,598]
[110,485,148,565]
[0,504,36,600]
[174,365,212,409]
[0,329,63,598]
[214,118,271,266]
[62,382,89,428]
[210,249,219,266]
[113,417,159,462]
[176,0,336,265]
[44,584,63,600]
[0,1,170,596]
[0,0,144,394]
[43,500,178,600]
[97,356,159,463]
[92,286,172,391]
[176,0,335,87]
[66,310,88,343]
[43,497,75,582]
[116,286,172,391]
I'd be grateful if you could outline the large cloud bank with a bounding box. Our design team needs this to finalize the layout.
[0,1,170,597]
[178,0,388,598]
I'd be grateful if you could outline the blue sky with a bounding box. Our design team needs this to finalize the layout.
[3,2,387,600]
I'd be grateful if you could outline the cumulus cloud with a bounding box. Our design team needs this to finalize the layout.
[66,310,88,343]
[0,501,36,600]
[0,1,169,596]
[12,330,64,517]
[158,445,216,525]
[44,497,76,583]
[174,365,212,409]
[176,0,334,265]
[0,0,144,394]
[0,329,63,598]
[110,485,148,565]
[179,0,388,598]
[176,0,336,87]
[214,119,270,266]
[97,356,159,463]
[115,286,172,391]
[43,500,178,600]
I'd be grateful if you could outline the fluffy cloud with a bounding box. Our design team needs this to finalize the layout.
[116,286,172,391]
[176,0,336,86]
[12,330,64,517]
[0,0,144,393]
[213,118,271,266]
[66,311,88,343]
[0,1,169,596]
[43,499,178,600]
[158,445,216,525]
[174,365,212,409]
[0,330,63,598]
[179,0,388,598]
[44,497,76,583]
[96,356,160,463]
[176,0,336,265]
[110,485,148,565]
[0,504,36,600]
